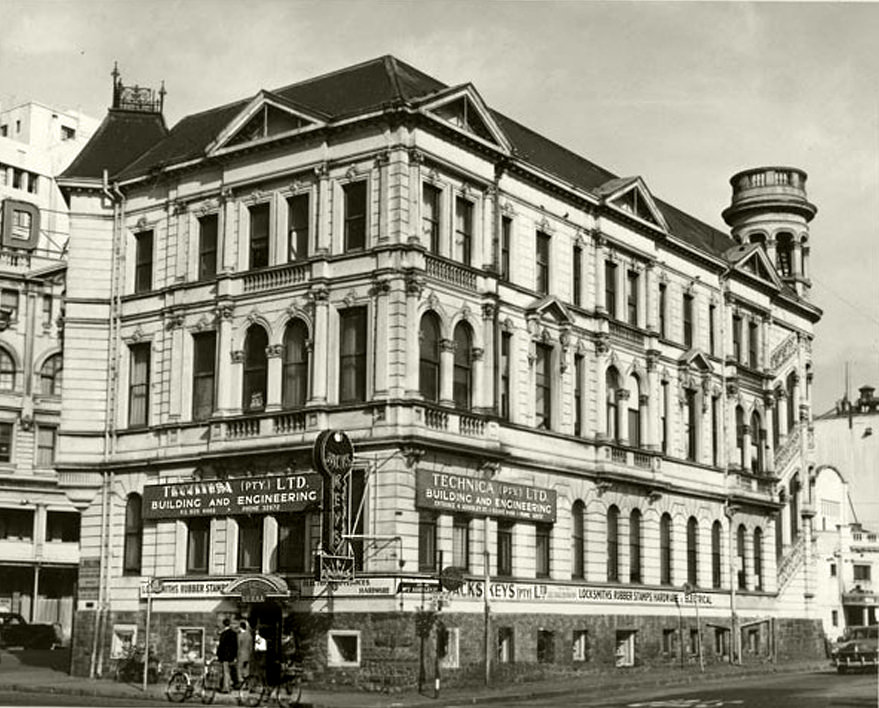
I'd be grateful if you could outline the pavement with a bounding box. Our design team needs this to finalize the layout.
[0,649,834,707]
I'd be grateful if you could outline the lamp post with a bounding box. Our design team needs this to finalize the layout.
[683,582,704,672]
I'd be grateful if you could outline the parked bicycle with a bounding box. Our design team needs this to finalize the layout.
[114,644,161,684]
[237,661,305,708]
[165,658,224,704]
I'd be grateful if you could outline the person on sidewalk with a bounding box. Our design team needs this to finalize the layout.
[236,620,252,684]
[253,627,268,681]
[217,618,238,692]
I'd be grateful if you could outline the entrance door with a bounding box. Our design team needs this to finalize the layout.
[247,601,282,685]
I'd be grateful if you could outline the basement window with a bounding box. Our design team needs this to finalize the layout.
[327,630,360,667]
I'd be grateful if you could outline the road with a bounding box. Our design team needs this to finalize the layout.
[489,669,878,708]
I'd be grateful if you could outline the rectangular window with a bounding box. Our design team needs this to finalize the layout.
[12,169,22,190]
[36,426,56,467]
[128,344,150,428]
[198,214,218,280]
[42,295,52,328]
[831,610,839,627]
[277,513,308,574]
[249,203,270,269]
[572,630,590,662]
[343,181,367,251]
[0,422,12,463]
[686,389,697,462]
[748,321,759,368]
[455,197,473,265]
[662,628,677,656]
[536,523,551,578]
[46,511,80,542]
[422,183,441,254]
[500,216,511,280]
[683,293,694,347]
[327,631,361,668]
[1,289,19,320]
[339,308,367,403]
[708,305,716,355]
[0,509,33,539]
[711,396,720,467]
[186,517,210,574]
[287,193,310,261]
[237,516,263,573]
[497,521,513,577]
[497,627,515,664]
[192,332,216,421]
[689,629,700,656]
[452,516,470,571]
[534,343,551,430]
[853,564,872,581]
[830,562,837,577]
[659,282,667,338]
[605,261,617,316]
[732,315,742,362]
[27,172,38,194]
[660,381,669,455]
[418,512,437,573]
[615,630,637,668]
[535,231,550,295]
[573,245,582,306]
[134,231,153,293]
[537,630,555,663]
[500,332,511,420]
[574,354,583,436]
[627,270,639,326]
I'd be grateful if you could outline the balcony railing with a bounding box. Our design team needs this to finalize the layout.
[730,470,775,496]
[424,255,477,291]
[273,412,307,435]
[225,418,260,439]
[424,408,449,431]
[774,425,802,473]
[609,321,645,347]
[242,262,310,293]
[459,414,485,437]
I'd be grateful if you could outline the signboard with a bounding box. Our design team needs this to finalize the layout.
[449,580,715,606]
[416,470,557,523]
[142,473,322,520]
[313,430,354,478]
[139,578,233,599]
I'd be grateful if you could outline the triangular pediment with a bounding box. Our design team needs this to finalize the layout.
[679,349,713,373]
[418,85,511,153]
[207,91,327,155]
[526,295,573,325]
[598,177,668,232]
[726,244,783,290]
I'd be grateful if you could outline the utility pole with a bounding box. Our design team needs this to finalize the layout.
[726,503,741,665]
[483,515,491,686]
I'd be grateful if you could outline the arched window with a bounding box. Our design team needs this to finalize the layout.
[773,391,781,449]
[712,520,723,588]
[786,371,797,434]
[750,232,766,249]
[789,473,800,542]
[735,406,745,468]
[627,375,641,448]
[753,527,764,591]
[282,319,309,408]
[660,513,673,585]
[687,517,699,586]
[0,348,15,391]
[750,410,762,473]
[242,325,268,411]
[607,505,620,582]
[40,354,63,396]
[452,322,472,409]
[123,493,142,575]
[419,313,441,403]
[736,524,747,590]
[629,509,642,584]
[606,367,620,441]
[572,500,585,579]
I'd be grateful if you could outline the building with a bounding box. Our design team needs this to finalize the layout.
[0,100,98,641]
[57,58,824,683]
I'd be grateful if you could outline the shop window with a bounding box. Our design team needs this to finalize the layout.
[615,630,637,668]
[455,197,473,265]
[339,307,367,403]
[0,508,33,539]
[418,512,437,573]
[497,520,513,577]
[242,324,268,412]
[534,342,552,430]
[39,353,63,396]
[128,343,150,427]
[123,493,142,575]
[35,425,56,467]
[237,516,263,573]
[536,629,555,663]
[440,626,460,670]
[46,511,79,542]
[0,347,15,390]
[571,500,585,579]
[422,183,441,253]
[287,193,310,261]
[177,627,205,664]
[192,332,216,421]
[452,516,469,571]
[661,628,677,656]
[111,624,137,659]
[497,626,514,663]
[853,564,872,582]
[282,319,309,408]
[500,216,511,280]
[452,322,473,409]
[134,230,153,293]
[327,630,360,667]
[629,509,642,584]
[343,181,366,252]
[535,231,550,295]
[277,513,307,573]
[572,629,590,662]
[747,628,760,655]
[249,203,270,269]
[198,214,218,280]
[186,517,210,575]
[536,523,551,578]
[419,312,441,403]
[0,421,12,463]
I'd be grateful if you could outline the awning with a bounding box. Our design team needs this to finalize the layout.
[223,574,290,603]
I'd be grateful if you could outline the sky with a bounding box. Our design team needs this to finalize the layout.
[1,0,878,415]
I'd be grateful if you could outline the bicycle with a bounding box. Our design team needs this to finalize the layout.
[237,662,305,708]
[165,659,224,704]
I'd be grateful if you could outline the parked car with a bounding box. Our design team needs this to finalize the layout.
[0,612,60,650]
[834,625,878,673]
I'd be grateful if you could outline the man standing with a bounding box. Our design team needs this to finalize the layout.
[217,618,238,692]
[237,620,253,684]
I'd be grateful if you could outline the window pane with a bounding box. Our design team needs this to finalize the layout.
[249,204,270,269]
[277,514,307,573]
[129,344,150,427]
[344,182,366,251]
[455,197,473,265]
[453,517,469,570]
[187,517,210,574]
[134,231,153,293]
[124,494,142,574]
[418,513,436,572]
[536,232,550,295]
[36,426,56,467]
[536,523,550,577]
[419,314,440,402]
[497,521,513,576]
[422,184,441,253]
[283,320,309,408]
[237,516,263,573]
[453,324,472,409]
[288,194,310,260]
[192,333,216,420]
[243,326,268,411]
[0,422,12,463]
[535,343,551,429]
[339,308,367,403]
[198,215,218,280]
[40,354,62,395]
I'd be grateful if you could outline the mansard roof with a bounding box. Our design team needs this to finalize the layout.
[67,55,741,262]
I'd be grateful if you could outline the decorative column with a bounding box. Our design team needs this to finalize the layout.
[766,238,777,268]
[315,162,331,254]
[615,261,625,321]
[776,390,789,439]
[617,389,630,446]
[375,151,390,243]
[229,349,244,413]
[594,233,606,315]
[405,273,424,396]
[439,339,456,407]
[646,350,660,450]
[408,149,423,244]
[372,278,391,398]
[471,347,485,411]
[595,342,608,439]
[644,262,656,332]
[742,423,753,472]
[793,241,803,279]
[165,313,185,420]
[215,304,235,414]
[763,393,776,473]
[220,190,237,273]
[309,286,329,404]
[481,303,496,414]
[265,344,283,410]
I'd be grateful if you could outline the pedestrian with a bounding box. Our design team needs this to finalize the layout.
[237,620,253,684]
[217,618,238,693]
[253,627,268,681]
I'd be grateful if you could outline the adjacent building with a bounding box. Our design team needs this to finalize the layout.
[0,100,98,641]
[57,58,824,682]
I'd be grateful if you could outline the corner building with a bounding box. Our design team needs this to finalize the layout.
[58,58,824,682]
